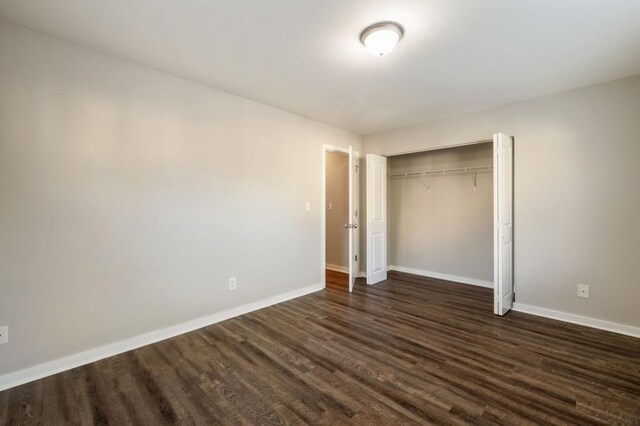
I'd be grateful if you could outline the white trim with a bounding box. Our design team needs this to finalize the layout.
[381,138,494,158]
[0,283,323,392]
[512,303,640,339]
[388,265,493,289]
[326,263,349,274]
[493,133,499,313]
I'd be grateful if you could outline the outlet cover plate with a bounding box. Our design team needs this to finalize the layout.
[577,284,590,298]
[229,277,237,290]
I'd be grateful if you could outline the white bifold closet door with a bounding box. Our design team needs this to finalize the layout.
[494,132,514,315]
[348,146,359,292]
[366,154,387,285]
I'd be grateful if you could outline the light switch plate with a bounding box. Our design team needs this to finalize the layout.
[0,326,8,345]
[305,202,311,211]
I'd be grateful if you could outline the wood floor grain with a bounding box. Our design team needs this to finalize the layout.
[1,271,640,425]
[326,269,348,289]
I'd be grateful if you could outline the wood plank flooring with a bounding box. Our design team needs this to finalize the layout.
[1,271,640,425]
[325,268,348,289]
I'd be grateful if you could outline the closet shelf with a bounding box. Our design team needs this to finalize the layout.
[388,165,493,190]
[387,165,493,179]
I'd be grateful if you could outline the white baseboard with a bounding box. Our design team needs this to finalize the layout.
[512,303,640,339]
[388,265,493,289]
[0,282,324,392]
[326,263,349,274]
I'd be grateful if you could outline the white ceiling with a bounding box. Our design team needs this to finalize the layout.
[1,0,640,135]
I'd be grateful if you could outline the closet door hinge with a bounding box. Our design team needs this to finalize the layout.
[355,255,358,262]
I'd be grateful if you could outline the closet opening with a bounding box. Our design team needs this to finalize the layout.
[387,142,495,290]
[366,133,514,315]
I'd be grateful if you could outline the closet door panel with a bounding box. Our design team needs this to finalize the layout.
[367,154,387,285]
[494,132,514,315]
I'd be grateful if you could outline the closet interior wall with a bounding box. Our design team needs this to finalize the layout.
[388,143,494,286]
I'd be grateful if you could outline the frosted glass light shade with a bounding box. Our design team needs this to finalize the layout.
[360,22,404,57]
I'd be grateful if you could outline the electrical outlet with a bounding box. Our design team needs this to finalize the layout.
[228,277,237,290]
[0,326,8,345]
[577,284,589,298]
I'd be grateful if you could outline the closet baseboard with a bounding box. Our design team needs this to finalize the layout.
[388,265,493,289]
[326,264,349,274]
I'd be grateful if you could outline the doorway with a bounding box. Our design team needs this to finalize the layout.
[365,133,514,315]
[322,145,359,292]
[325,150,349,289]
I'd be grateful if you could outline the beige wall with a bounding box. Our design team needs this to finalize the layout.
[388,144,493,284]
[325,152,349,269]
[0,20,361,377]
[363,75,640,328]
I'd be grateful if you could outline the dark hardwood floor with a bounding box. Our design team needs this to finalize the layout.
[2,271,640,425]
[326,268,348,289]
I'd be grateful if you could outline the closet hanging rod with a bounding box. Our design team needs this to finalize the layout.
[387,165,493,179]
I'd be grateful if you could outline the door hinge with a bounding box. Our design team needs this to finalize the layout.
[355,255,358,261]
[355,164,359,173]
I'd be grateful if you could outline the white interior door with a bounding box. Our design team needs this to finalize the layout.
[348,147,359,292]
[366,154,387,285]
[494,133,514,315]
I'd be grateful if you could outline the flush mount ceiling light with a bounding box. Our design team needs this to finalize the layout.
[360,21,404,57]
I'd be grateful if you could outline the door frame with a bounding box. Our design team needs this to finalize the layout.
[368,137,513,312]
[321,144,360,289]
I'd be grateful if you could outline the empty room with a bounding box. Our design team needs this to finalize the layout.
[1,1,639,424]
